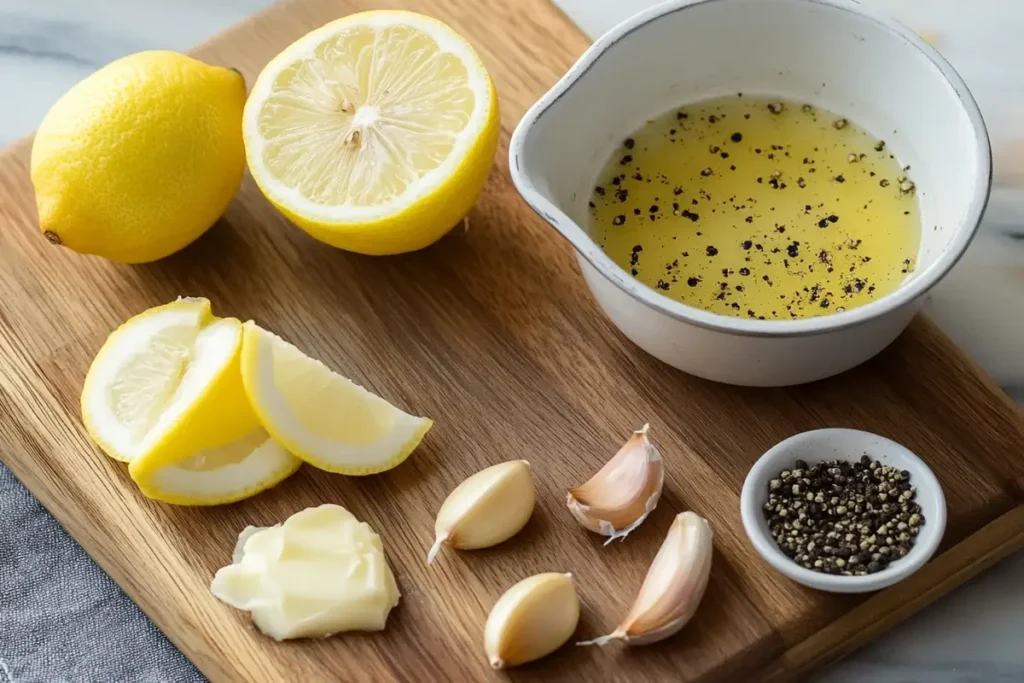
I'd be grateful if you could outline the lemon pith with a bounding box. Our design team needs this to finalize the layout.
[243,11,499,255]
[240,321,432,475]
[31,51,246,263]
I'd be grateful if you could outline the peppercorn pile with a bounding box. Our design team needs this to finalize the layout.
[762,455,924,576]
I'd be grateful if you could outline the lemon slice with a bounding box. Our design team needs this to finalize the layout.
[240,321,432,474]
[81,298,255,465]
[243,10,500,255]
[130,427,301,506]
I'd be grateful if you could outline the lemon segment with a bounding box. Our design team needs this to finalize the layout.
[82,298,255,468]
[243,10,499,254]
[31,51,246,263]
[240,321,432,474]
[130,427,301,506]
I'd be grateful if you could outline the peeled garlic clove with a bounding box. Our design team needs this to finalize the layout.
[566,424,664,544]
[484,572,580,668]
[579,511,713,646]
[427,460,535,563]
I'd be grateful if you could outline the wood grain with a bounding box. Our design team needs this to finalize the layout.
[1,0,1023,681]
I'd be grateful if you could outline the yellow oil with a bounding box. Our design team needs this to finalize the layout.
[589,95,920,320]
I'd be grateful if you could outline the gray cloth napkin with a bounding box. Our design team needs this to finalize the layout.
[0,462,204,683]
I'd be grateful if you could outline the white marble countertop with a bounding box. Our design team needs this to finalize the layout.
[1,0,1022,681]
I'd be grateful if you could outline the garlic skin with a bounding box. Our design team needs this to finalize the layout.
[579,511,713,646]
[566,424,664,544]
[484,572,580,668]
[427,460,535,564]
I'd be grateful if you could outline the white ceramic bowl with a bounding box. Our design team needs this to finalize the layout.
[510,0,991,386]
[740,429,946,593]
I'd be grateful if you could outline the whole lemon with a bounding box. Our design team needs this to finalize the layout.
[30,51,246,263]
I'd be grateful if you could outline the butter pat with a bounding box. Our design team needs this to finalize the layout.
[210,504,400,640]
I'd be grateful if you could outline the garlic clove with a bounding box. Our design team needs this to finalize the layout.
[484,572,580,668]
[566,424,664,544]
[427,460,535,564]
[578,511,713,646]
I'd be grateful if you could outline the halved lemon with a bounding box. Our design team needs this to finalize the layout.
[130,427,301,506]
[81,298,255,465]
[240,321,432,474]
[243,10,499,255]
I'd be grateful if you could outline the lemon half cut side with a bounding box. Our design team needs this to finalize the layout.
[243,10,500,255]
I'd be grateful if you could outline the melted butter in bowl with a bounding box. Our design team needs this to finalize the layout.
[589,96,921,321]
[509,0,990,385]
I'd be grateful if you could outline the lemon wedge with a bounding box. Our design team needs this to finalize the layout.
[243,10,499,255]
[130,427,301,506]
[81,298,255,464]
[240,321,432,474]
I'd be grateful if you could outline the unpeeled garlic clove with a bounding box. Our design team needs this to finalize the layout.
[566,424,664,544]
[484,572,580,668]
[427,460,535,564]
[579,511,713,646]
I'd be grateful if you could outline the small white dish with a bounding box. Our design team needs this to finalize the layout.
[510,0,992,386]
[740,428,946,593]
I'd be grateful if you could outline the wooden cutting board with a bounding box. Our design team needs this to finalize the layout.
[2,0,1023,680]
